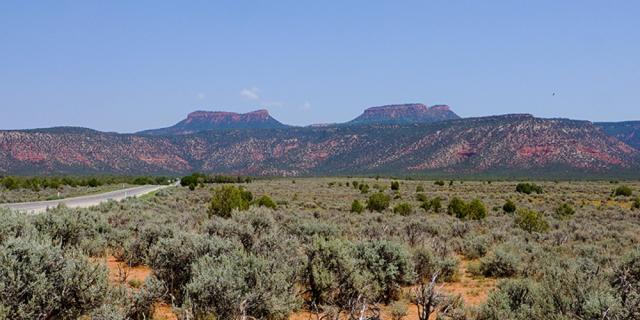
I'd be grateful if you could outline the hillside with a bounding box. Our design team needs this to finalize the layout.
[596,121,640,150]
[1,115,638,177]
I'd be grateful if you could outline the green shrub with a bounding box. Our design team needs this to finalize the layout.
[503,199,517,213]
[633,197,640,210]
[430,197,442,213]
[254,195,277,209]
[514,208,549,233]
[467,199,487,220]
[416,185,425,192]
[390,181,400,191]
[366,192,390,212]
[393,202,413,216]
[0,238,109,319]
[447,197,486,220]
[447,197,467,218]
[415,193,428,202]
[359,183,369,194]
[555,202,575,218]
[515,182,543,194]
[613,185,633,197]
[350,200,364,213]
[208,185,252,218]
[434,180,445,186]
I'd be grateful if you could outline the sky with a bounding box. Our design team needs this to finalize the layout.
[1,1,639,132]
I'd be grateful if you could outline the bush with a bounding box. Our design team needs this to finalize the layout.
[555,202,575,218]
[147,233,237,304]
[613,185,633,197]
[412,247,457,282]
[503,199,517,213]
[390,301,408,320]
[391,181,400,191]
[359,183,370,194]
[633,197,640,210]
[415,193,428,202]
[186,251,299,319]
[416,185,425,192]
[480,247,519,277]
[462,236,489,259]
[514,208,549,233]
[447,197,486,220]
[430,197,442,213]
[350,199,364,213]
[254,195,277,209]
[366,192,390,212]
[354,241,415,302]
[393,202,413,216]
[303,238,366,307]
[0,238,109,319]
[208,185,252,218]
[467,199,487,220]
[447,197,467,218]
[434,180,445,186]
[515,182,543,194]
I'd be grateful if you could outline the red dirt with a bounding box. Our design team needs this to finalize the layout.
[96,256,178,320]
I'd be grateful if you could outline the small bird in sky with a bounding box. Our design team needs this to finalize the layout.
[552,92,556,96]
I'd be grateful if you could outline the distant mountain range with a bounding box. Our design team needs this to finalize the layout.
[0,104,638,178]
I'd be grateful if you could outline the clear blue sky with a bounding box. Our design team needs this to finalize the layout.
[1,1,638,132]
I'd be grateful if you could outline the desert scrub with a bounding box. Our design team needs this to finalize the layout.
[479,246,520,277]
[254,195,277,209]
[502,199,517,213]
[515,182,543,194]
[447,197,487,220]
[367,192,390,212]
[393,202,413,216]
[514,208,549,233]
[613,185,633,197]
[353,240,416,302]
[208,185,253,218]
[186,250,299,319]
[0,237,109,319]
[350,199,364,213]
[555,202,575,218]
[390,301,408,320]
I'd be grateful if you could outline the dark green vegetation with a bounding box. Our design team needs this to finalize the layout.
[180,173,252,190]
[0,175,171,191]
[515,182,543,195]
[0,178,639,320]
[613,185,633,197]
[0,175,173,204]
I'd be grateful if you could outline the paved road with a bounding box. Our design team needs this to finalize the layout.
[0,184,172,214]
